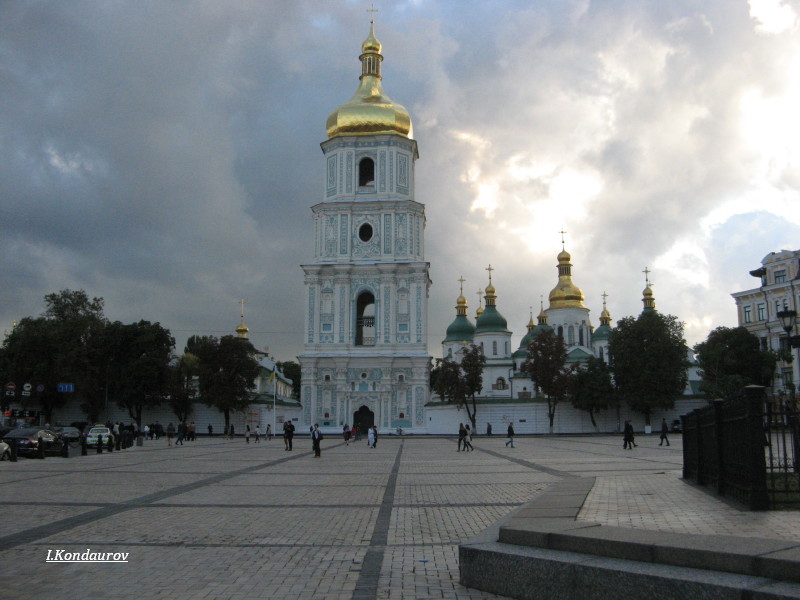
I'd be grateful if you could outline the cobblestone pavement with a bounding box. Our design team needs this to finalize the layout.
[0,433,797,599]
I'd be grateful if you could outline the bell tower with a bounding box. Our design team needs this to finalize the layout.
[298,21,431,433]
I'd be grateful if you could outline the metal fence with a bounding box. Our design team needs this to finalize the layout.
[682,385,800,510]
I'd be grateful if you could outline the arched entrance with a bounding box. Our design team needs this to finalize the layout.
[353,405,374,435]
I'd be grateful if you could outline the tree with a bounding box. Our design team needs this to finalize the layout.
[105,320,175,427]
[461,344,486,430]
[168,352,199,422]
[609,311,689,426]
[192,335,260,432]
[0,290,107,423]
[521,330,574,433]
[432,356,466,408]
[570,356,616,430]
[694,326,777,398]
[276,360,301,399]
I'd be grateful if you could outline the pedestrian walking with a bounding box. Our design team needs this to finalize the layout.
[367,426,375,448]
[208,424,213,437]
[245,425,251,444]
[266,424,272,440]
[283,420,294,451]
[464,424,474,451]
[166,422,175,446]
[505,422,515,448]
[254,426,261,443]
[312,424,322,457]
[659,418,670,446]
[188,422,196,441]
[229,424,235,439]
[176,422,186,445]
[623,420,637,449]
[343,424,351,446]
[372,426,378,448]
[354,423,361,441]
[486,422,492,436]
[457,423,467,451]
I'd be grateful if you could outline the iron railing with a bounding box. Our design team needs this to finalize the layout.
[682,385,799,510]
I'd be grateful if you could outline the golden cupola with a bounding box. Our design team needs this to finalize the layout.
[235,300,249,339]
[548,249,586,309]
[325,22,413,139]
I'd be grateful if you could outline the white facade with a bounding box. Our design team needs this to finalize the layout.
[731,249,800,392]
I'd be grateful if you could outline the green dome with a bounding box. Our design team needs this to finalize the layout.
[444,315,475,343]
[474,305,510,333]
[592,324,611,342]
[512,347,529,360]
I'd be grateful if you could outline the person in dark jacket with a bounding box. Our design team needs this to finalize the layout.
[659,418,670,446]
[505,423,514,448]
[312,424,322,457]
[623,420,637,449]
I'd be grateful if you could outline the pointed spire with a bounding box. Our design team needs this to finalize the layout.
[236,299,250,339]
[642,269,656,313]
[600,291,612,325]
[475,288,484,318]
[484,264,497,307]
[455,276,468,316]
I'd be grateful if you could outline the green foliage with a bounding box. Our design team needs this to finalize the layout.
[522,329,574,430]
[1,290,108,423]
[432,357,466,407]
[168,352,199,422]
[694,327,777,398]
[192,335,261,429]
[276,360,301,399]
[570,356,616,428]
[104,320,175,425]
[460,344,487,428]
[609,311,689,425]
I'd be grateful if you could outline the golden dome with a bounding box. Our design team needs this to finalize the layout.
[485,283,496,296]
[456,294,467,306]
[548,248,586,309]
[325,23,412,139]
[643,285,653,297]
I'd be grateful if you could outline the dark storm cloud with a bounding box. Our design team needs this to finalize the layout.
[1,0,798,358]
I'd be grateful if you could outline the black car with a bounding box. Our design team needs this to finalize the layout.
[671,419,683,433]
[53,426,82,443]
[1,428,65,458]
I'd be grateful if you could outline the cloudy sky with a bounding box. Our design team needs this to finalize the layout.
[2,0,799,362]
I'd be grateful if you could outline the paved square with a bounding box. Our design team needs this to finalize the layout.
[0,434,797,599]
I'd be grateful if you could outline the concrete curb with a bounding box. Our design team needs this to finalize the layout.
[459,478,800,600]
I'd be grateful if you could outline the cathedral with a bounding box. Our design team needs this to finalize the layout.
[298,22,431,434]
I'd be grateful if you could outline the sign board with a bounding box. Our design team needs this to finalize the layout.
[21,383,32,397]
[57,383,75,393]
[5,382,15,397]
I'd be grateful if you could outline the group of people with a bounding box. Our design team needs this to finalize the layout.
[243,424,273,443]
[164,421,198,446]
[457,423,474,451]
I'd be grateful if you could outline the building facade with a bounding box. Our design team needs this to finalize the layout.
[731,249,800,392]
[298,23,431,434]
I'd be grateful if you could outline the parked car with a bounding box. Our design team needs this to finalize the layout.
[0,440,9,460]
[85,425,114,448]
[53,426,82,443]
[1,428,65,458]
[671,419,683,433]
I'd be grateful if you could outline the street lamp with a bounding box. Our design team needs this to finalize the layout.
[777,304,800,395]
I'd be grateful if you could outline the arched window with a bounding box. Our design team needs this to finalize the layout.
[579,327,584,346]
[557,325,564,338]
[567,326,575,345]
[492,341,498,355]
[355,292,376,346]
[599,347,605,362]
[359,157,375,187]
[495,377,507,390]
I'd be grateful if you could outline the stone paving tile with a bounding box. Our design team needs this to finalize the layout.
[578,472,800,541]
[1,435,797,599]
[36,505,379,546]
[389,506,522,546]
[394,483,550,505]
[379,545,507,600]
[0,504,101,536]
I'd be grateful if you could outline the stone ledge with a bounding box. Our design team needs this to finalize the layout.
[496,477,800,584]
[460,477,800,600]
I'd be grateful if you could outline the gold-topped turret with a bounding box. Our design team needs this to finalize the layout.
[548,248,586,309]
[235,299,249,339]
[642,268,656,312]
[599,291,612,326]
[325,21,412,139]
[455,276,468,316]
